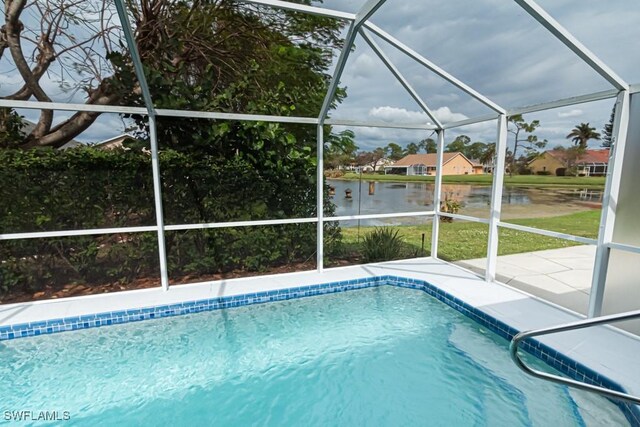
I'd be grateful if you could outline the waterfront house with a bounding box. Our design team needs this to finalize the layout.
[384,152,483,176]
[529,149,610,176]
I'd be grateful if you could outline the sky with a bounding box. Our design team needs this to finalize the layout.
[321,0,640,151]
[2,0,639,150]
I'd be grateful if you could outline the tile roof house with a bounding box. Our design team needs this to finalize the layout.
[384,152,484,176]
[529,149,610,176]
[92,134,136,150]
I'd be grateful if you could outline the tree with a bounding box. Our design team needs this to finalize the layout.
[478,143,496,170]
[355,148,385,170]
[466,142,489,160]
[0,109,25,148]
[444,135,491,161]
[1,0,346,149]
[554,145,586,176]
[601,107,615,148]
[354,152,373,168]
[566,123,601,149]
[385,142,404,160]
[373,147,386,167]
[1,0,124,148]
[418,137,436,153]
[325,130,357,169]
[445,135,470,153]
[405,142,420,155]
[508,114,547,175]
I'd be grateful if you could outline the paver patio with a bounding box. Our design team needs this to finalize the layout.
[456,245,596,315]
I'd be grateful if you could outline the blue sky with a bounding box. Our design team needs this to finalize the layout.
[2,0,638,150]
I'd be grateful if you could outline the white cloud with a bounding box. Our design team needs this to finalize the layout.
[368,106,428,123]
[342,106,496,151]
[351,53,378,79]
[367,105,470,126]
[557,109,584,118]
[431,106,468,123]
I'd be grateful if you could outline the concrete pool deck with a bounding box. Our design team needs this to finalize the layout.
[456,245,596,315]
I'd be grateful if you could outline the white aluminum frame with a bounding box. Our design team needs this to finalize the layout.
[113,0,170,290]
[360,29,443,129]
[607,242,640,256]
[2,0,640,316]
[497,222,598,246]
[316,125,325,271]
[439,213,490,225]
[430,130,445,258]
[363,22,506,115]
[0,226,157,241]
[513,0,627,91]
[240,0,355,21]
[329,211,435,222]
[485,115,508,282]
[315,0,387,271]
[588,90,630,317]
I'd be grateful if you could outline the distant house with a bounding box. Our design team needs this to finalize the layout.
[529,149,610,176]
[91,134,135,150]
[352,158,394,173]
[476,158,495,174]
[384,153,483,176]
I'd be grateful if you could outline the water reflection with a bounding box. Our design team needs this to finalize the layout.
[327,179,602,226]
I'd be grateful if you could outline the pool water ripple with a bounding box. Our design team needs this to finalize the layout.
[0,287,628,426]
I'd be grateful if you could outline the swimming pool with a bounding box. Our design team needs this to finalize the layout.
[0,286,629,425]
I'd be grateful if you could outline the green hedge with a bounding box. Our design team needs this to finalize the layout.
[0,147,338,296]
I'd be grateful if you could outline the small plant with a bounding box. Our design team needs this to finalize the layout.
[440,195,461,223]
[361,227,405,263]
[323,169,345,178]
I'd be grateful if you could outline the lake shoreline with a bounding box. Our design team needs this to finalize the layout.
[329,173,606,188]
[326,178,603,223]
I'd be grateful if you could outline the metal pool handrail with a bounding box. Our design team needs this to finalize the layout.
[509,309,640,405]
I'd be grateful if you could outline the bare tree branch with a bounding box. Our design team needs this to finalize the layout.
[2,0,344,149]
[21,79,120,148]
[5,0,55,137]
[2,0,124,147]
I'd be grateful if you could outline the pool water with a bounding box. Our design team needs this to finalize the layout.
[0,286,628,426]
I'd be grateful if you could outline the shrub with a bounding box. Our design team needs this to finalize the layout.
[324,169,345,178]
[440,195,461,223]
[0,146,340,298]
[361,227,405,263]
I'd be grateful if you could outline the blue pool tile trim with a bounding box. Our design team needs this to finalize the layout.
[1,275,638,425]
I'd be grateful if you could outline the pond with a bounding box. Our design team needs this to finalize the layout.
[326,179,602,226]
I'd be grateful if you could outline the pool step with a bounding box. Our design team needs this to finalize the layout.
[448,323,582,427]
[568,388,631,427]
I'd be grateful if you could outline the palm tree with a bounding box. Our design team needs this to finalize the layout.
[566,123,601,148]
[479,143,496,173]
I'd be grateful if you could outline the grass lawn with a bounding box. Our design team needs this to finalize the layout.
[335,210,599,262]
[337,173,605,188]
